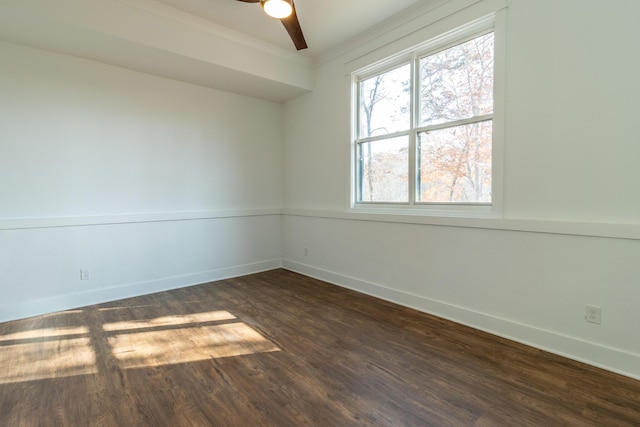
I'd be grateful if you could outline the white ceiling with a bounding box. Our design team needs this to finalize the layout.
[0,0,442,101]
[156,0,422,56]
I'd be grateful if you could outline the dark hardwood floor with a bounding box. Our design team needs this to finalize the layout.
[1,269,639,426]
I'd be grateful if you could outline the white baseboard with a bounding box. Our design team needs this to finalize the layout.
[282,259,640,380]
[0,259,282,323]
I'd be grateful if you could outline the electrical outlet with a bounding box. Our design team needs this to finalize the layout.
[80,268,91,281]
[303,248,309,257]
[585,305,601,324]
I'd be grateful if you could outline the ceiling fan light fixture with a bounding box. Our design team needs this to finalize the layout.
[262,0,293,19]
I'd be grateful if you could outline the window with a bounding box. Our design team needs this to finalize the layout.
[354,29,497,212]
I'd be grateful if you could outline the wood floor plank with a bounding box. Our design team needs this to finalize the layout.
[1,269,639,426]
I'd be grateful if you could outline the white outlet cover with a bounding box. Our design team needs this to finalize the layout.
[585,305,601,324]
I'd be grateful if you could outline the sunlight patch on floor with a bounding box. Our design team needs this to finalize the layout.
[109,322,280,369]
[0,310,278,383]
[102,310,237,332]
[0,326,89,342]
[0,337,97,384]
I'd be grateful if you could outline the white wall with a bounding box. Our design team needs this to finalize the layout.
[503,0,640,223]
[0,41,283,322]
[282,0,640,379]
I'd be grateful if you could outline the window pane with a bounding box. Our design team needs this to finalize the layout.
[358,136,409,202]
[359,64,411,138]
[418,121,492,203]
[419,33,494,126]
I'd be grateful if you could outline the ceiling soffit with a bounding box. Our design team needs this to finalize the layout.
[0,0,314,102]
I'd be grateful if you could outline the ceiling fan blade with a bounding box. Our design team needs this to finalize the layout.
[280,2,308,50]
[235,0,259,3]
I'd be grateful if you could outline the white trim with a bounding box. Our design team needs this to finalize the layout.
[318,0,480,67]
[17,207,632,241]
[0,208,282,231]
[282,259,640,380]
[342,0,507,74]
[490,7,506,217]
[0,259,282,323]
[282,208,640,241]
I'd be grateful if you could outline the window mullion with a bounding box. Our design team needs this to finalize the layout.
[416,114,493,133]
[357,130,411,144]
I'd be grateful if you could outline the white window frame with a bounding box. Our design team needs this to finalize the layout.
[350,13,505,219]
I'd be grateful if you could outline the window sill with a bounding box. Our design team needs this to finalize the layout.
[351,204,499,219]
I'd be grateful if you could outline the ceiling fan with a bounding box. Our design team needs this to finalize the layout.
[236,0,308,51]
